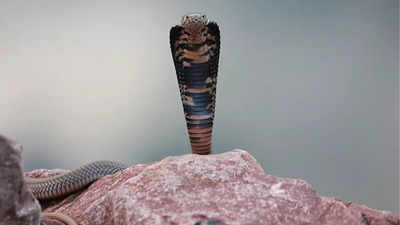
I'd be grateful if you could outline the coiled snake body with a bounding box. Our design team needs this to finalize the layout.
[24,13,220,225]
[25,161,127,225]
[25,160,127,200]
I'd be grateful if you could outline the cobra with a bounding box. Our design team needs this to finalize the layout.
[24,13,220,225]
[170,13,221,155]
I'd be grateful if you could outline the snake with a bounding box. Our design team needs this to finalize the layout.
[25,160,127,200]
[170,13,220,155]
[23,13,220,225]
[25,161,127,225]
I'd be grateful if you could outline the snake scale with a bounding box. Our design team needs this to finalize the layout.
[24,13,220,225]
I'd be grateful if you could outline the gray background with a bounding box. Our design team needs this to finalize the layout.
[0,0,398,213]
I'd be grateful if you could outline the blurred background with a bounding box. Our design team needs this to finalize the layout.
[0,0,398,213]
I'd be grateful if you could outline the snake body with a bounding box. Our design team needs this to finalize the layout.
[23,13,219,225]
[25,160,127,200]
[25,161,126,225]
[170,13,220,155]
[26,13,220,198]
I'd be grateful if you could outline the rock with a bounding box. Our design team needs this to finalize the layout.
[0,134,41,225]
[25,150,399,225]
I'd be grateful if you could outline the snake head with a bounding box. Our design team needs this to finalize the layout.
[181,13,208,26]
[180,13,208,43]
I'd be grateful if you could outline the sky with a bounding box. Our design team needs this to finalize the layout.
[0,0,398,213]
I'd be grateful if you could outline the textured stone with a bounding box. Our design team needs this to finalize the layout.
[26,150,399,225]
[0,134,41,225]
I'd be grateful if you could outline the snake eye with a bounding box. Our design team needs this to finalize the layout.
[181,15,189,25]
[201,15,207,24]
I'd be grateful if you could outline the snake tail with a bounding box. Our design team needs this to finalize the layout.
[41,212,78,225]
[170,13,220,155]
[25,160,127,200]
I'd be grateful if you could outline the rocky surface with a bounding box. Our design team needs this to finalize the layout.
[0,134,41,225]
[25,149,398,225]
[1,133,398,225]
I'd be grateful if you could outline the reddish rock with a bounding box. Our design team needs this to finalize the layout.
[26,150,399,225]
[0,134,41,225]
